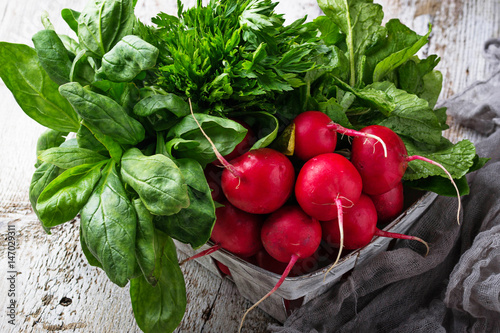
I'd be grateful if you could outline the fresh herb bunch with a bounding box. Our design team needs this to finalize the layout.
[0,0,488,332]
[141,0,321,115]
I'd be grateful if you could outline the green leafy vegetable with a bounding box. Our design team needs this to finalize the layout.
[80,161,137,287]
[32,29,73,85]
[130,230,186,333]
[120,148,190,216]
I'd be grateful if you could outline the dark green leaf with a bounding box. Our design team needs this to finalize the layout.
[154,158,215,249]
[36,161,106,228]
[82,121,123,163]
[120,148,190,216]
[405,175,470,197]
[29,162,61,234]
[77,124,108,154]
[100,35,159,82]
[80,161,137,287]
[32,29,73,85]
[133,94,189,118]
[167,114,247,166]
[79,226,103,268]
[38,147,108,169]
[133,198,157,285]
[130,230,186,333]
[0,42,80,132]
[70,50,96,86]
[35,129,68,167]
[59,82,145,145]
[77,0,135,58]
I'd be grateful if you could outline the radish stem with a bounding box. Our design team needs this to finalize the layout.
[188,98,242,178]
[324,197,344,280]
[407,155,461,224]
[179,244,221,266]
[327,122,388,158]
[238,254,299,333]
[375,229,429,256]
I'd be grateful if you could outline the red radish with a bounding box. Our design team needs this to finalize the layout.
[368,181,404,225]
[188,99,295,215]
[221,148,295,214]
[350,125,461,223]
[293,111,388,161]
[295,153,363,221]
[204,163,225,202]
[255,250,294,276]
[213,119,255,165]
[179,201,263,265]
[322,194,429,253]
[239,206,321,332]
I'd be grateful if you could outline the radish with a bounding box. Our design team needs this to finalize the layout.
[179,201,263,265]
[295,153,363,221]
[350,125,461,223]
[239,206,321,332]
[188,100,295,215]
[293,111,388,161]
[204,163,225,202]
[322,194,429,253]
[368,181,404,225]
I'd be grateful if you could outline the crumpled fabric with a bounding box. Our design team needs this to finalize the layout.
[269,39,500,333]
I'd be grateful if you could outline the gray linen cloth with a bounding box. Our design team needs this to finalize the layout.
[269,39,500,333]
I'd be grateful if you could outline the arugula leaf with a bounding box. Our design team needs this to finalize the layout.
[154,158,216,249]
[317,0,386,86]
[120,148,190,216]
[130,230,186,333]
[0,42,80,132]
[80,160,137,287]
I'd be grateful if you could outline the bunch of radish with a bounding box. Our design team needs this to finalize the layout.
[188,109,460,332]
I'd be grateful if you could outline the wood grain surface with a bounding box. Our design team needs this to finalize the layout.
[0,0,498,332]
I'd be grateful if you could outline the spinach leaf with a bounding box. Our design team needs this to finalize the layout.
[133,93,189,118]
[80,161,137,287]
[82,121,124,163]
[32,29,73,85]
[29,162,61,234]
[133,198,157,285]
[154,158,215,249]
[167,114,247,166]
[38,147,108,169]
[99,35,159,82]
[77,124,107,154]
[61,8,81,34]
[230,111,279,150]
[120,148,190,216]
[36,161,107,228]
[130,230,186,333]
[70,49,96,86]
[79,226,103,268]
[0,42,80,132]
[77,0,135,58]
[59,82,145,145]
[35,129,68,167]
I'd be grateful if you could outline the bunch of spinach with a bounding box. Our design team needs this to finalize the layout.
[0,0,489,331]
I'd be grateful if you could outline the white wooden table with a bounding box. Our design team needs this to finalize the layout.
[0,0,498,332]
